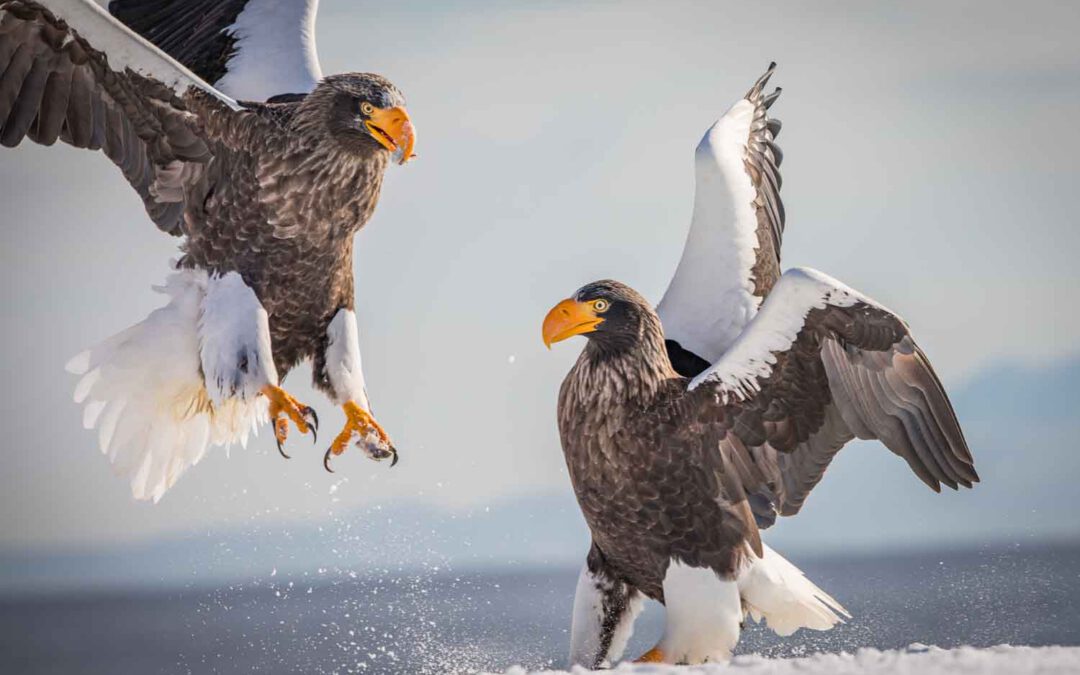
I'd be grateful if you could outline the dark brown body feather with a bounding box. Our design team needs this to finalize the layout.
[558,310,758,602]
[177,91,389,382]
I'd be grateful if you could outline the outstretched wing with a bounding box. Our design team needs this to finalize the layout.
[0,0,239,234]
[657,63,785,370]
[683,267,977,524]
[109,0,322,102]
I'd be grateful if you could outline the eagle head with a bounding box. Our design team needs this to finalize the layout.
[542,280,660,353]
[307,73,416,164]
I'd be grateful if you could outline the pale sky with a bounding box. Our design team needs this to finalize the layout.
[1,0,1078,552]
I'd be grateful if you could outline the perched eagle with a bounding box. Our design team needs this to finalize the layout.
[0,0,417,501]
[542,64,977,667]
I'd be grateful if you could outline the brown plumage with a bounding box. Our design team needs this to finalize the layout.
[2,0,406,381]
[1,0,416,497]
[547,274,976,665]
[553,64,977,668]
[176,81,398,383]
[555,281,760,603]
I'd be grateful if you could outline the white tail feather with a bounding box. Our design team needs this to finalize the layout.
[737,543,850,637]
[67,269,269,502]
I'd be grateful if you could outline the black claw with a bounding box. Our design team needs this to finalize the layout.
[389,446,399,467]
[323,446,335,473]
[276,437,291,460]
[299,407,318,444]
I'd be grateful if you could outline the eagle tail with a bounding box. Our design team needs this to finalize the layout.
[66,269,267,503]
[737,542,850,636]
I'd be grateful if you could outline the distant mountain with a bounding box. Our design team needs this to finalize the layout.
[3,357,1078,595]
[955,357,1079,424]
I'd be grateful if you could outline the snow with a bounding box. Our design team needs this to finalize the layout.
[491,645,1080,675]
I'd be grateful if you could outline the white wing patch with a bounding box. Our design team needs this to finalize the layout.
[657,98,761,362]
[67,269,270,502]
[214,0,323,101]
[47,0,238,108]
[689,267,882,400]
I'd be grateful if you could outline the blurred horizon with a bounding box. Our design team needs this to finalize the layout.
[1,0,1079,594]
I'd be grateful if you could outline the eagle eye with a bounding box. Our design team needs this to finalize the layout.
[593,299,610,313]
[359,101,375,116]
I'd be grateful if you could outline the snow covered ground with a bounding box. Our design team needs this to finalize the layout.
[494,645,1080,674]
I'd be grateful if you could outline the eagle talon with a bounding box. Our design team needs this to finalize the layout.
[262,385,318,459]
[324,400,395,471]
[273,417,291,459]
[305,406,319,444]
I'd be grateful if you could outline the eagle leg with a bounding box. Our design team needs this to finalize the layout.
[261,385,319,458]
[324,400,396,472]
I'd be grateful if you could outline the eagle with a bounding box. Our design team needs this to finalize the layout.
[0,0,417,501]
[542,64,977,667]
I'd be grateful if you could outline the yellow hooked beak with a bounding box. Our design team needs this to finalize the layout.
[542,298,603,349]
[365,105,416,164]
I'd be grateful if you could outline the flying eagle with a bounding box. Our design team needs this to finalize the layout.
[542,64,977,667]
[0,0,417,501]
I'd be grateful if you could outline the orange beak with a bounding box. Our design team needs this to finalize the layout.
[542,298,603,349]
[365,105,416,164]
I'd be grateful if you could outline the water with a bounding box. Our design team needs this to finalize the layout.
[1,544,1077,674]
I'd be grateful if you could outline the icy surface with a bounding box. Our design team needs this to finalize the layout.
[493,645,1080,674]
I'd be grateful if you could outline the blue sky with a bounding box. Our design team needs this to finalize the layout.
[0,0,1078,561]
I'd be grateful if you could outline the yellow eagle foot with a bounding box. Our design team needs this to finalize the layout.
[635,646,665,663]
[261,385,319,459]
[324,400,397,472]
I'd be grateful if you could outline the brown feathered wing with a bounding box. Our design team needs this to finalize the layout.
[679,267,977,525]
[0,0,238,234]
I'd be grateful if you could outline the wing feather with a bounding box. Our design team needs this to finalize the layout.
[658,63,786,366]
[109,0,322,101]
[0,0,237,235]
[685,267,976,521]
[2,40,48,143]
